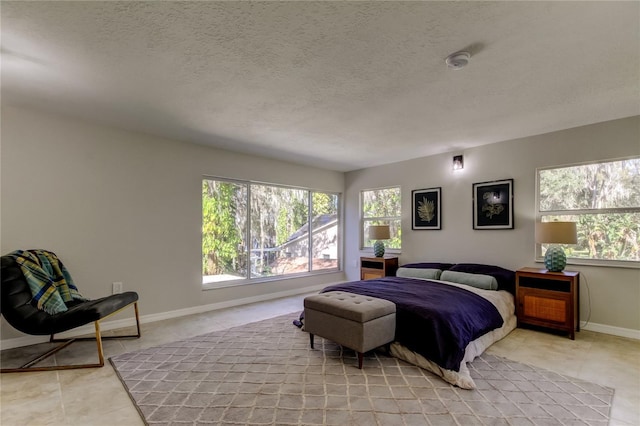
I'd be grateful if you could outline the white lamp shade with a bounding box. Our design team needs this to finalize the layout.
[535,222,577,244]
[369,225,390,240]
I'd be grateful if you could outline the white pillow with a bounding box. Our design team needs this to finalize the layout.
[440,270,498,290]
[396,267,442,280]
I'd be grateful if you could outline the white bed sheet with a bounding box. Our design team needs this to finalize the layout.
[389,278,516,389]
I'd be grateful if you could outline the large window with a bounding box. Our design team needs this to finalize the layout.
[537,157,640,267]
[202,178,340,286]
[360,187,402,251]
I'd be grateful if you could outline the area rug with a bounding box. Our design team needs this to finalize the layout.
[110,314,614,425]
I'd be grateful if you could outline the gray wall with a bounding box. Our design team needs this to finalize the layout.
[345,116,640,333]
[2,105,639,343]
[1,106,345,341]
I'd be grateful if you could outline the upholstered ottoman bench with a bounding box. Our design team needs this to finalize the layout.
[304,291,396,368]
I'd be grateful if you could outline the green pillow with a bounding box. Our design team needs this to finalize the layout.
[396,267,442,280]
[440,270,498,290]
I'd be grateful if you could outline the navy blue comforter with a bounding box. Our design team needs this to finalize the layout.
[322,277,504,372]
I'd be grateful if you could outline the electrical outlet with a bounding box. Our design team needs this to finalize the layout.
[112,282,123,294]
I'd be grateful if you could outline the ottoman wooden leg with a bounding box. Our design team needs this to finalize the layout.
[358,352,363,369]
[310,333,314,349]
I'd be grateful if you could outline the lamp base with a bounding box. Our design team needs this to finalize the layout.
[373,241,385,257]
[544,246,567,272]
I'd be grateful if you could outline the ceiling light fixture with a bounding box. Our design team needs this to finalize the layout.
[445,51,471,70]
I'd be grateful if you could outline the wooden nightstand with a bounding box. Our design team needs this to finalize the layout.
[515,267,580,339]
[360,256,398,280]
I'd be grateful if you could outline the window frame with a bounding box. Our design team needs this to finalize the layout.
[360,186,402,253]
[535,157,640,269]
[202,176,342,289]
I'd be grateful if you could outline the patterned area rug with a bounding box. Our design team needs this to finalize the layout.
[110,314,614,425]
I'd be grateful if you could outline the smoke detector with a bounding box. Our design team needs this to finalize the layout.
[445,51,471,70]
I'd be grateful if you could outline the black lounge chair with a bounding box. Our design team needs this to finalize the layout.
[1,253,141,373]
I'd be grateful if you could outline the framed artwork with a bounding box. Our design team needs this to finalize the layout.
[412,187,441,230]
[473,179,514,229]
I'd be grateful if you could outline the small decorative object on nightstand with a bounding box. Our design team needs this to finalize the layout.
[360,256,398,280]
[515,267,579,339]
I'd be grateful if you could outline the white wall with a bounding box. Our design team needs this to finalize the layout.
[345,116,640,334]
[1,106,345,341]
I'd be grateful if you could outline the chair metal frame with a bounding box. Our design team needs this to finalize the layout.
[1,301,141,373]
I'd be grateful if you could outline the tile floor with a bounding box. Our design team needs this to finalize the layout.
[1,293,639,425]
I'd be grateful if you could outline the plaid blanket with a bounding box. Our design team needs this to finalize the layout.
[9,249,85,315]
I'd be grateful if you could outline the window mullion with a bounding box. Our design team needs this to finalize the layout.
[308,191,312,273]
[540,207,640,215]
[364,216,398,222]
[246,184,251,279]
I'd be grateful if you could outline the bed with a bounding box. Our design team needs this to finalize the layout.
[320,263,516,389]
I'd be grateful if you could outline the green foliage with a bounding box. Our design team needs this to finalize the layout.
[540,159,640,211]
[276,208,289,246]
[572,213,639,260]
[362,188,402,249]
[292,198,308,231]
[362,188,401,219]
[202,181,243,275]
[204,182,337,277]
[540,158,640,261]
[312,192,335,216]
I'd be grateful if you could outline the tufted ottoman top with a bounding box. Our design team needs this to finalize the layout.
[304,291,395,323]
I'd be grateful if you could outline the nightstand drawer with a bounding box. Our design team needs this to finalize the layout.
[523,294,568,324]
[362,270,384,280]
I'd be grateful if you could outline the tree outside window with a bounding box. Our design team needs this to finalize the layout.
[361,187,402,251]
[202,178,340,285]
[537,158,640,266]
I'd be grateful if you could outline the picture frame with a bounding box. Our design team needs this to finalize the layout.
[412,187,441,230]
[472,179,514,229]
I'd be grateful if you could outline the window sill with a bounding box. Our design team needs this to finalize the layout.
[361,248,402,255]
[535,258,640,270]
[202,268,342,291]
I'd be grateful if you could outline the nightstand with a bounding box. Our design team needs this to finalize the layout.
[515,267,580,339]
[360,256,398,280]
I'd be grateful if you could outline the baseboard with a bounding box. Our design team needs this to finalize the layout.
[5,285,637,350]
[582,322,640,340]
[0,283,330,350]
[140,282,328,324]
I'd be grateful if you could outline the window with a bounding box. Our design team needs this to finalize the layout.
[202,178,340,286]
[360,187,402,251]
[536,157,640,267]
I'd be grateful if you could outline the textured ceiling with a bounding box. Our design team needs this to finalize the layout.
[2,2,639,172]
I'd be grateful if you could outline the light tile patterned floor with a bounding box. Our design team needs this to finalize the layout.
[1,293,639,425]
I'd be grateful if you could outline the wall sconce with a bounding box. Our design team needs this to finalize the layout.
[453,155,464,171]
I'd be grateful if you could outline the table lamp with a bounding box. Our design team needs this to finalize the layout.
[369,225,390,257]
[535,221,577,272]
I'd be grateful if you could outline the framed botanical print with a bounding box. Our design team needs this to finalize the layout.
[412,187,441,230]
[473,179,514,229]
